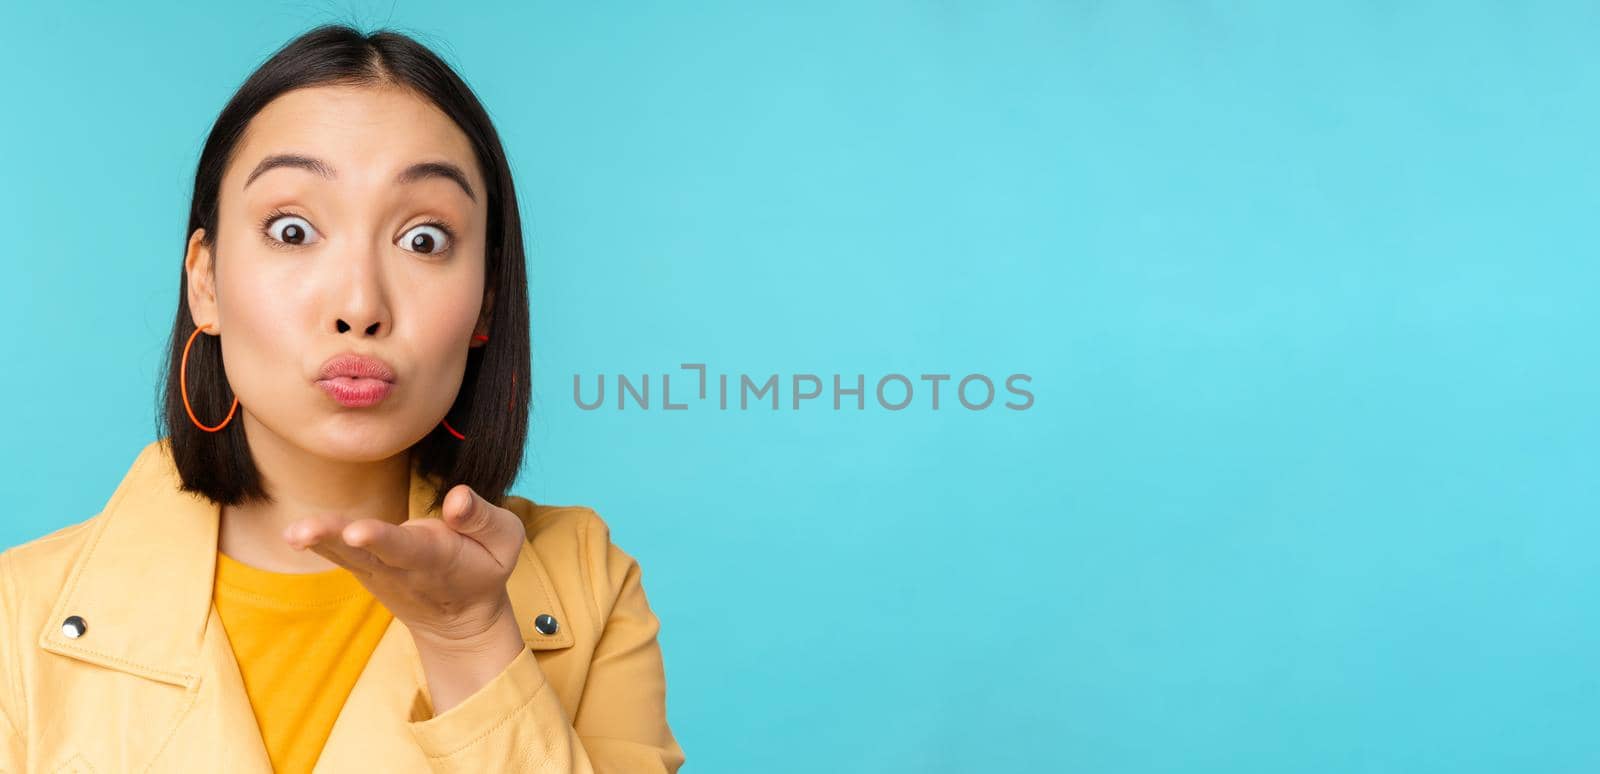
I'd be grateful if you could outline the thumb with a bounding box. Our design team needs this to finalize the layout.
[444,484,492,533]
[442,484,524,556]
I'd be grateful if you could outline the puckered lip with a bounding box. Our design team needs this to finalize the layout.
[317,352,398,383]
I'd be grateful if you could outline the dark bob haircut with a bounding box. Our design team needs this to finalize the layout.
[157,24,530,514]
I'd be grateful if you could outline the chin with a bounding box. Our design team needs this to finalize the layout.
[304,423,414,464]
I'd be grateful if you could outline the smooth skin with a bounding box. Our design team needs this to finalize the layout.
[182,82,524,715]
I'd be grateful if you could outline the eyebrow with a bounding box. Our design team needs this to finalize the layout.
[242,153,477,202]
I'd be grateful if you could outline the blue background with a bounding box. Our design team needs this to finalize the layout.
[4,2,1597,771]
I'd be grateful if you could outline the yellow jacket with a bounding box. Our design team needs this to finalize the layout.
[0,440,686,773]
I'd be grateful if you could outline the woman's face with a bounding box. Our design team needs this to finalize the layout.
[184,83,491,463]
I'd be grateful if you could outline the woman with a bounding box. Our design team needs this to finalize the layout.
[0,24,685,773]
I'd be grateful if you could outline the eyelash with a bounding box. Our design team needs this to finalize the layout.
[257,208,296,249]
[257,208,458,254]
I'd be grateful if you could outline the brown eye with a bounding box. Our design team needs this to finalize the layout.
[399,223,452,255]
[264,214,320,246]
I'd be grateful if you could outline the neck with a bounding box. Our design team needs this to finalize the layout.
[218,411,413,574]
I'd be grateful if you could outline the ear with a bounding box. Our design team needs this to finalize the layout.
[184,228,220,332]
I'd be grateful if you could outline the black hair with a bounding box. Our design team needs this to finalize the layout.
[156,23,530,514]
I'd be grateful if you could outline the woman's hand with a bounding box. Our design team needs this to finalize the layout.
[281,483,531,713]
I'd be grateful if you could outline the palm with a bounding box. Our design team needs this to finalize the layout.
[282,484,526,643]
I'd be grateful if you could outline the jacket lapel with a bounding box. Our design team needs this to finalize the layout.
[37,438,574,770]
[38,438,219,688]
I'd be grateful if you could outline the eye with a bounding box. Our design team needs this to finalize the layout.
[399,222,454,255]
[261,211,321,247]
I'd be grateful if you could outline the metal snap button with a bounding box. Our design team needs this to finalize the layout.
[61,615,87,639]
[534,613,559,636]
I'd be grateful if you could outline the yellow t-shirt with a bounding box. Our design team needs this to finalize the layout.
[213,550,395,773]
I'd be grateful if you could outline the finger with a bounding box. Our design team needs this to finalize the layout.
[284,515,350,550]
[343,518,453,571]
[286,517,391,575]
[308,538,390,576]
[441,485,525,564]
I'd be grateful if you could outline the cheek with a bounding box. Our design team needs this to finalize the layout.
[213,264,308,401]
[409,290,484,401]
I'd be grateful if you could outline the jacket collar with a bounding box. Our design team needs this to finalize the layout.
[39,438,571,689]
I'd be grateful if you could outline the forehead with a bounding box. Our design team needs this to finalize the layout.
[226,83,481,194]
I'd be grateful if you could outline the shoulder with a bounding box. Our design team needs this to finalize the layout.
[0,513,106,650]
[499,495,627,570]
[496,496,644,615]
[1,514,104,598]
[499,495,635,558]
[499,495,600,543]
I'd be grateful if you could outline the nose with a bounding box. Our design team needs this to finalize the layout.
[337,318,381,336]
[328,239,392,338]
